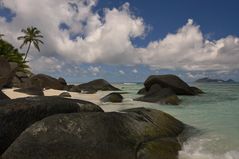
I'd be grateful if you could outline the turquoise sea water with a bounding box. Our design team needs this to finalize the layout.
[99,83,239,159]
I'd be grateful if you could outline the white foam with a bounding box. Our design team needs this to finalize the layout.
[179,137,239,159]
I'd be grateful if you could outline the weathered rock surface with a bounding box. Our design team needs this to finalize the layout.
[144,75,195,95]
[101,93,123,103]
[10,71,30,88]
[0,96,103,155]
[2,108,184,159]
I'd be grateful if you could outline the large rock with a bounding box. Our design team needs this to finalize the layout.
[2,108,184,159]
[0,91,10,100]
[100,93,123,103]
[0,96,103,155]
[144,75,195,95]
[68,85,97,94]
[0,57,16,89]
[23,74,65,90]
[78,79,120,91]
[11,71,30,88]
[190,86,204,94]
[135,84,181,105]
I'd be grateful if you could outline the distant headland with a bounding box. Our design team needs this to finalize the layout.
[195,77,237,83]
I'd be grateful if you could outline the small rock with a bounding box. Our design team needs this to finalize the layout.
[101,93,123,103]
[59,92,71,97]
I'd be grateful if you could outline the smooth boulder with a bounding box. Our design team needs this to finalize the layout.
[78,79,120,91]
[59,92,71,97]
[2,108,184,159]
[144,75,195,95]
[0,96,103,155]
[190,86,204,94]
[100,93,123,103]
[23,74,66,90]
[135,85,181,105]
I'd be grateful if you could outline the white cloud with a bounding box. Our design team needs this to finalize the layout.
[88,66,101,76]
[119,70,125,75]
[0,0,239,74]
[29,56,64,73]
[132,69,138,73]
[138,19,239,71]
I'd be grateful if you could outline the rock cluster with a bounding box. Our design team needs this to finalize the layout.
[136,74,203,105]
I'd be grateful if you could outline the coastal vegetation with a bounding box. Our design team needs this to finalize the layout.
[0,39,28,72]
[17,26,44,62]
[0,26,43,73]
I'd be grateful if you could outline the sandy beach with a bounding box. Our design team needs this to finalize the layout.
[2,88,114,106]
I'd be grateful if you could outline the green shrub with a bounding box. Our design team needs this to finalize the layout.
[0,39,29,72]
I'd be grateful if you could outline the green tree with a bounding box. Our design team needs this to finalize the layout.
[0,39,29,72]
[0,33,4,39]
[17,26,44,62]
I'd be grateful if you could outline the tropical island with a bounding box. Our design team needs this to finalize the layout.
[1,1,239,159]
[0,27,205,159]
[195,77,237,84]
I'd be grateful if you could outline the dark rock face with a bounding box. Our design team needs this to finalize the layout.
[135,86,181,105]
[23,74,65,90]
[58,77,67,86]
[0,57,16,89]
[0,91,10,100]
[144,75,195,95]
[101,93,123,103]
[10,71,30,88]
[2,108,184,159]
[190,86,204,94]
[14,87,44,96]
[78,79,120,91]
[59,92,71,97]
[0,96,103,155]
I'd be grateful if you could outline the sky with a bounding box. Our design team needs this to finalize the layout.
[0,0,239,83]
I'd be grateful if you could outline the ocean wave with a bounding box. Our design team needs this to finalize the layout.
[179,137,239,159]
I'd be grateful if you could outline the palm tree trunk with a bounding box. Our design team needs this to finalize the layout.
[23,42,31,62]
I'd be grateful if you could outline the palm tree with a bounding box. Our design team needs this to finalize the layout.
[0,33,4,39]
[17,26,44,62]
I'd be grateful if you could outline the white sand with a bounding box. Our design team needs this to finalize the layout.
[2,88,113,105]
[2,88,36,99]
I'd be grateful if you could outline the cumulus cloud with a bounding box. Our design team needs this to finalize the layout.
[119,70,125,75]
[0,0,239,75]
[88,66,101,76]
